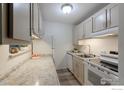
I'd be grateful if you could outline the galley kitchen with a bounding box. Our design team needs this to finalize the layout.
[0,3,123,85]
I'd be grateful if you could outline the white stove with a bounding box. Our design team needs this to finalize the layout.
[100,51,118,72]
[84,51,119,85]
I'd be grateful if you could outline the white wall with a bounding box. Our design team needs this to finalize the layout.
[43,21,73,70]
[119,4,124,85]
[32,39,52,55]
[0,45,31,77]
[77,36,118,56]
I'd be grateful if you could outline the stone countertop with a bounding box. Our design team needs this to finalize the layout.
[0,56,60,85]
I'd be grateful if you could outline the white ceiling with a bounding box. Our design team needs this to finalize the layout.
[39,3,108,24]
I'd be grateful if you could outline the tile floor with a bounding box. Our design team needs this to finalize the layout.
[57,69,80,85]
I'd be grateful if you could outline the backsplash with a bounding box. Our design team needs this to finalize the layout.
[76,36,118,55]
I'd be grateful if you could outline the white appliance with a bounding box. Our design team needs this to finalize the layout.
[84,52,119,85]
[100,52,118,66]
[66,53,73,72]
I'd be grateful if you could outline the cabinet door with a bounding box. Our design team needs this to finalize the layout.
[77,22,84,40]
[84,17,92,38]
[107,4,119,28]
[73,57,76,76]
[33,4,39,36]
[66,54,73,72]
[93,9,107,32]
[73,22,84,45]
[78,60,84,84]
[76,60,80,79]
[9,3,31,41]
[72,57,84,84]
[73,57,78,78]
[73,26,79,45]
[38,7,44,37]
[84,62,88,85]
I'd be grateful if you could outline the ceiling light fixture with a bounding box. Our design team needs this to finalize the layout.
[61,4,73,14]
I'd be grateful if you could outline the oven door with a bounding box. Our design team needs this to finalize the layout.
[88,69,102,85]
[84,62,112,85]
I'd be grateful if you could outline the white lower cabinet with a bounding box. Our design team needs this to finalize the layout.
[72,56,84,84]
[84,62,91,85]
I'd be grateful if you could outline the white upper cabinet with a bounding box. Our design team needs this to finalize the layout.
[12,3,31,41]
[73,3,119,40]
[32,4,39,36]
[73,22,84,45]
[31,4,43,38]
[73,26,79,45]
[93,9,107,32]
[5,3,32,44]
[77,22,84,40]
[107,4,119,28]
[1,4,32,44]
[38,6,44,37]
[93,4,119,33]
[83,17,92,38]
